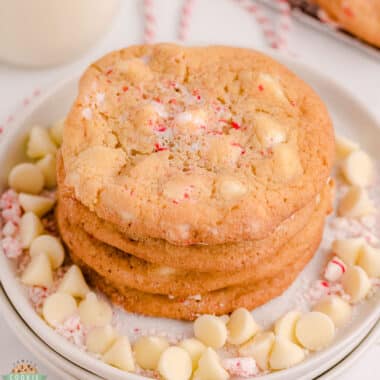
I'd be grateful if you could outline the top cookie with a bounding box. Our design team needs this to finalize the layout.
[313,0,380,48]
[61,44,334,245]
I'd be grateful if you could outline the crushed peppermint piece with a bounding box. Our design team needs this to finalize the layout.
[0,189,19,210]
[1,237,22,259]
[154,125,167,133]
[1,205,21,223]
[220,119,241,130]
[324,257,346,282]
[56,315,86,350]
[2,221,18,237]
[222,357,259,378]
[154,143,168,152]
[305,280,331,304]
[28,286,50,310]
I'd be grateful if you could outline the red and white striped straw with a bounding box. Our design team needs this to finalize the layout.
[234,0,278,48]
[143,0,156,43]
[178,0,196,42]
[275,0,292,50]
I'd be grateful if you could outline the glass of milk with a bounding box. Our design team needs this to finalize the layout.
[0,0,120,67]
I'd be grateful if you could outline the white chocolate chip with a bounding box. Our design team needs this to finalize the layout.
[134,336,169,370]
[30,235,65,269]
[257,73,287,102]
[218,178,247,201]
[332,238,364,265]
[21,251,53,288]
[295,312,335,351]
[103,336,135,372]
[157,346,192,380]
[19,193,55,217]
[254,114,286,148]
[338,186,375,218]
[239,331,274,371]
[86,325,117,354]
[116,58,154,82]
[49,119,64,146]
[227,308,260,345]
[179,338,206,369]
[194,315,227,349]
[313,296,352,328]
[335,135,359,159]
[19,212,44,248]
[222,357,259,378]
[27,126,57,159]
[341,150,373,187]
[269,337,305,370]
[272,143,303,182]
[36,154,57,189]
[95,92,105,106]
[78,292,113,328]
[194,348,229,380]
[82,107,92,120]
[357,244,380,278]
[175,109,207,136]
[57,265,90,299]
[8,163,44,195]
[42,292,77,327]
[341,265,371,302]
[274,310,302,344]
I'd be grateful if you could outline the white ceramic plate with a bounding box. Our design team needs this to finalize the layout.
[0,285,100,380]
[1,283,379,380]
[317,320,380,380]
[0,53,379,380]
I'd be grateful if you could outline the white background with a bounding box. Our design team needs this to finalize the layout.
[0,1,379,378]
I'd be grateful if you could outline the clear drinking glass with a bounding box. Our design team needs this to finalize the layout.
[0,0,120,67]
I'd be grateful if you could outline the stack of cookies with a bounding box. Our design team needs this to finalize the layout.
[57,44,335,320]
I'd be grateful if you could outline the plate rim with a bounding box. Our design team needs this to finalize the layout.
[0,49,379,380]
[1,282,379,380]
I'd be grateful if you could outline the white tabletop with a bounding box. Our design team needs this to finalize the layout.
[0,1,379,378]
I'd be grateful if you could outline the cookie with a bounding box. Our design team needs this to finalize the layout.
[72,227,321,320]
[57,153,332,272]
[56,188,328,297]
[313,0,380,48]
[60,44,334,245]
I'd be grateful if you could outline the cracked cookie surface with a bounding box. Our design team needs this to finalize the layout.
[61,44,334,245]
